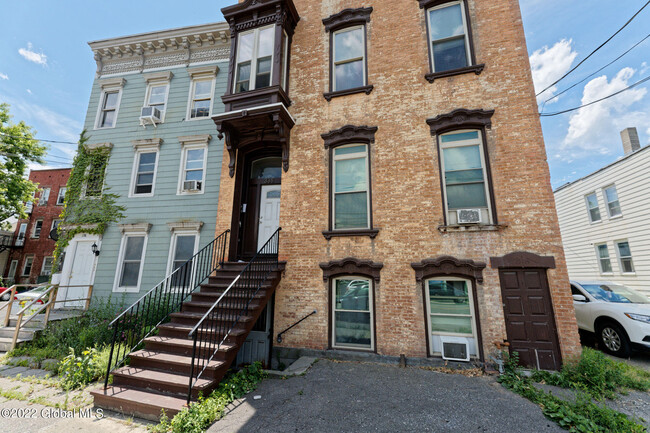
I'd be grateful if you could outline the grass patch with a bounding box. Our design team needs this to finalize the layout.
[148,362,267,433]
[498,351,646,433]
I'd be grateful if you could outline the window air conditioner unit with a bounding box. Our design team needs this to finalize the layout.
[440,336,471,362]
[183,180,202,192]
[457,209,481,224]
[140,106,161,127]
[25,202,33,214]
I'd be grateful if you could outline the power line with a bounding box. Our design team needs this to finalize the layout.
[539,75,650,116]
[0,131,79,146]
[536,0,650,96]
[542,32,650,107]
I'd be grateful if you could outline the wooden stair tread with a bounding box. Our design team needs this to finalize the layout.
[170,311,255,322]
[158,322,247,337]
[145,336,238,352]
[130,350,226,369]
[113,367,212,389]
[91,385,186,414]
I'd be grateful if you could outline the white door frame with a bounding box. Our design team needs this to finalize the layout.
[57,233,100,309]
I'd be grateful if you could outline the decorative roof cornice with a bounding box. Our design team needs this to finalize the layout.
[88,22,230,77]
[321,125,378,149]
[222,0,300,36]
[322,7,373,32]
[319,257,384,282]
[426,108,495,135]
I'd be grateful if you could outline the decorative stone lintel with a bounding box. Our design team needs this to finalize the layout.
[187,65,219,78]
[320,257,384,282]
[322,7,373,32]
[490,251,556,269]
[167,221,203,232]
[132,138,163,150]
[98,77,126,89]
[321,125,378,149]
[178,134,211,147]
[143,71,173,83]
[118,223,152,234]
[426,108,495,136]
[411,256,487,284]
[85,142,113,150]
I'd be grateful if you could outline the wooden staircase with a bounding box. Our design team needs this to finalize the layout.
[91,261,284,421]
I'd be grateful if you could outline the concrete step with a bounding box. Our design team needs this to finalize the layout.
[91,385,187,421]
[111,366,214,400]
[0,337,28,351]
[0,327,37,340]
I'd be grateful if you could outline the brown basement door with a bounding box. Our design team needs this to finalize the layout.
[499,268,562,370]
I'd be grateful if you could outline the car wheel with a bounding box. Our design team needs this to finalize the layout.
[597,321,631,358]
[0,293,9,302]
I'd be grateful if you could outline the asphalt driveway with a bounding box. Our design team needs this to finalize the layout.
[209,360,563,433]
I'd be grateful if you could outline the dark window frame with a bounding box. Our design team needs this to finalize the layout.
[321,125,379,239]
[322,7,374,101]
[418,0,484,82]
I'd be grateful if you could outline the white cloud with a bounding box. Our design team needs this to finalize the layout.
[641,62,649,75]
[0,73,8,80]
[18,42,47,66]
[560,67,648,159]
[529,39,578,104]
[26,89,32,95]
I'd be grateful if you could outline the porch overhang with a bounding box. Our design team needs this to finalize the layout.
[213,103,295,177]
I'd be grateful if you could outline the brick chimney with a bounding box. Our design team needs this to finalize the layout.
[620,127,641,155]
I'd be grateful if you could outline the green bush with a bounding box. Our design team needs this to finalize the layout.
[59,347,102,390]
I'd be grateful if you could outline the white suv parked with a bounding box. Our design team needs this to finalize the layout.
[571,281,650,357]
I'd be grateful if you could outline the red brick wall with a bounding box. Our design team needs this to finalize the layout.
[4,168,70,284]
[215,0,581,362]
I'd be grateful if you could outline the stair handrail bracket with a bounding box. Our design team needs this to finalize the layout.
[103,229,230,389]
[187,227,281,403]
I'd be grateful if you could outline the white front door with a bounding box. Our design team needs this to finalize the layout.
[58,240,96,308]
[257,185,281,251]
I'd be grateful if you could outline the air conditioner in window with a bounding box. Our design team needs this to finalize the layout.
[25,202,33,214]
[456,209,481,224]
[183,180,202,192]
[440,336,470,362]
[139,106,162,127]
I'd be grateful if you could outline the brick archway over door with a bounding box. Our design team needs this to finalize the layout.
[491,252,562,370]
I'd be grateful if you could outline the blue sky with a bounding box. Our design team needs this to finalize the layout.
[0,0,648,188]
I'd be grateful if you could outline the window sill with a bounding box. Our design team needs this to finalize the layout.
[425,64,485,83]
[323,84,374,101]
[322,228,379,240]
[621,272,636,276]
[438,223,506,233]
[600,272,614,276]
[608,214,623,220]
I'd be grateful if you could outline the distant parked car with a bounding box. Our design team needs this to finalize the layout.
[0,287,9,302]
[14,285,52,311]
[571,280,650,357]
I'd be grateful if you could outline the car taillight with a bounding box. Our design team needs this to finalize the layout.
[37,299,43,304]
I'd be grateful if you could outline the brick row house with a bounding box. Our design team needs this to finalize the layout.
[89,0,581,419]
[2,168,70,286]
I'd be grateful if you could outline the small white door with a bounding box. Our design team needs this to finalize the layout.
[61,241,95,308]
[257,185,281,250]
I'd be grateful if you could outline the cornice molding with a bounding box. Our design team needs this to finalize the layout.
[426,108,495,135]
[322,7,373,32]
[319,257,384,282]
[132,138,163,150]
[143,71,173,83]
[118,223,152,234]
[187,65,219,78]
[178,134,211,147]
[490,251,556,269]
[167,221,203,232]
[411,256,487,284]
[85,142,113,150]
[98,78,126,89]
[321,125,378,149]
[222,0,300,36]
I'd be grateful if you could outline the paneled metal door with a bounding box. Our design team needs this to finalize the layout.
[236,300,273,368]
[499,268,562,370]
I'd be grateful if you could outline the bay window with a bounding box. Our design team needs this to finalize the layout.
[234,26,275,93]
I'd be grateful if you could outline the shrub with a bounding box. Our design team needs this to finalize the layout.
[59,347,102,390]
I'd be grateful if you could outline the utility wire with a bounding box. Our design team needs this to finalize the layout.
[536,0,650,96]
[539,75,650,116]
[0,131,79,146]
[542,32,650,107]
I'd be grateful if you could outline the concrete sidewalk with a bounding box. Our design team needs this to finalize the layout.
[209,359,564,433]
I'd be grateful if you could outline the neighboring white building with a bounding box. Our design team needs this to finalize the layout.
[555,127,650,296]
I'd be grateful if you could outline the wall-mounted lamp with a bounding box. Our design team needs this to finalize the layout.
[91,242,100,256]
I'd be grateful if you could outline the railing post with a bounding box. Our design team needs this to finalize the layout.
[43,285,58,327]
[11,311,23,351]
[187,333,199,404]
[85,285,94,311]
[104,324,119,389]
[4,285,18,327]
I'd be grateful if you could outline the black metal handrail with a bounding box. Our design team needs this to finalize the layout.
[276,309,317,343]
[103,229,230,389]
[187,227,281,403]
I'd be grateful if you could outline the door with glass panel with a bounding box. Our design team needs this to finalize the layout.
[425,277,479,357]
[332,277,374,350]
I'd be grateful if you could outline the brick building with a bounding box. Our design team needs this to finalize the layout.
[3,168,70,285]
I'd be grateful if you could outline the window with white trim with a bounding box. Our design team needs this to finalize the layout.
[56,187,66,205]
[95,87,122,129]
[332,144,370,229]
[145,84,169,115]
[425,277,479,357]
[167,232,199,288]
[22,256,34,276]
[585,192,601,223]
[7,260,18,281]
[332,26,366,92]
[41,257,54,276]
[596,243,612,273]
[131,150,158,196]
[15,223,27,246]
[84,156,107,197]
[32,219,43,238]
[603,185,622,217]
[115,234,147,291]
[439,130,492,224]
[427,1,473,73]
[615,241,635,273]
[332,276,374,350]
[39,188,50,206]
[234,25,275,93]
[178,139,208,195]
[188,78,214,119]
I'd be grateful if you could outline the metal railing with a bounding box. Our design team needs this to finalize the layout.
[187,227,280,403]
[103,229,230,389]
